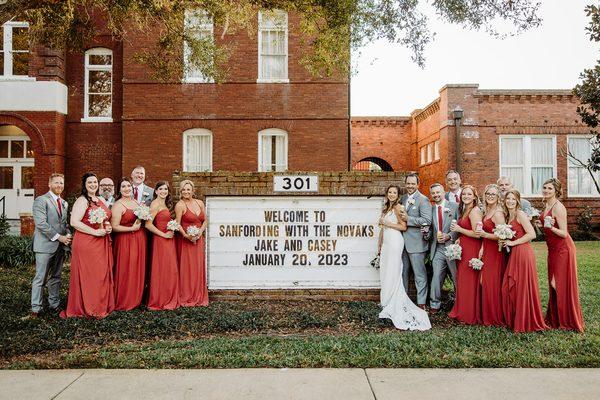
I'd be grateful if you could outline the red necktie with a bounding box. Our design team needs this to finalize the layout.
[454,194,459,203]
[133,186,139,201]
[437,205,443,230]
[57,198,62,217]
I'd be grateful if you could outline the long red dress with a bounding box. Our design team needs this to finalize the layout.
[480,216,506,326]
[147,209,180,311]
[177,203,209,307]
[449,214,482,325]
[541,208,585,332]
[113,208,147,311]
[61,200,114,319]
[501,219,547,332]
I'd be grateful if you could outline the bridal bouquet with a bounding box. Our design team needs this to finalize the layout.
[186,225,201,237]
[493,224,517,252]
[444,243,462,261]
[166,220,180,232]
[88,208,108,226]
[133,204,152,221]
[469,258,484,271]
[370,254,380,269]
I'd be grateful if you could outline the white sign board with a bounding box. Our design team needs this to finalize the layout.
[273,175,319,192]
[206,196,382,289]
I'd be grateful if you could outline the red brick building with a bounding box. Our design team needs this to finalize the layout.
[0,11,349,221]
[352,84,599,225]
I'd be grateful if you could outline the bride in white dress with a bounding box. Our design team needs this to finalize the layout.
[377,185,431,331]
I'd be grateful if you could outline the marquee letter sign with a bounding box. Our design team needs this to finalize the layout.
[207,196,382,289]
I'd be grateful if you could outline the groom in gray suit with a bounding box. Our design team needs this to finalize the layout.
[428,183,459,313]
[31,173,71,317]
[400,173,432,309]
[131,165,154,206]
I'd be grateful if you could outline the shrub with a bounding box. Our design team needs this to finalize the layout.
[572,206,597,241]
[0,235,35,268]
[0,213,10,238]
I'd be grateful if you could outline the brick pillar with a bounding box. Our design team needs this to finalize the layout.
[19,213,34,236]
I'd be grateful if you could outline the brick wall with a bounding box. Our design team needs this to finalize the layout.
[350,117,412,171]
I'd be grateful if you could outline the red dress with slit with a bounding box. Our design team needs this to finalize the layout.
[480,216,506,326]
[541,208,584,332]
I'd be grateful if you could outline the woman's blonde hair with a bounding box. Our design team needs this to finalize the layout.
[502,189,522,219]
[543,178,563,199]
[483,183,500,213]
[180,179,195,195]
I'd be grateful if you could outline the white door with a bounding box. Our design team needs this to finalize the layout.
[0,136,34,219]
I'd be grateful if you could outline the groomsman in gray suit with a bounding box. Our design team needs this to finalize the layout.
[30,173,71,317]
[444,170,462,204]
[428,183,459,313]
[400,173,432,309]
[131,165,154,206]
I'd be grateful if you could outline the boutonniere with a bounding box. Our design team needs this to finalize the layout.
[408,198,416,206]
[143,191,149,197]
[444,207,451,214]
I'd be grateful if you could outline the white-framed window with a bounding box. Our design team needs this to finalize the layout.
[183,128,213,172]
[420,146,426,166]
[434,140,440,161]
[183,9,214,83]
[258,10,288,83]
[1,21,31,79]
[499,135,556,197]
[567,135,600,197]
[426,143,433,163]
[258,128,288,171]
[83,47,113,122]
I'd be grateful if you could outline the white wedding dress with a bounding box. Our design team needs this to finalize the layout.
[378,210,431,331]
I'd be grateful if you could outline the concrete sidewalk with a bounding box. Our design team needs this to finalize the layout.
[1,368,599,400]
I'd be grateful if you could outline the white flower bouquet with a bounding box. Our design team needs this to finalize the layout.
[88,207,108,226]
[444,243,462,260]
[528,207,541,219]
[166,220,180,232]
[544,216,554,228]
[186,225,201,237]
[493,224,517,252]
[469,258,484,271]
[133,204,152,221]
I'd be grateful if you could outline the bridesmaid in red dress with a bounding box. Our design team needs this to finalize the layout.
[539,178,584,332]
[501,189,547,333]
[61,172,115,318]
[145,181,180,310]
[449,185,483,325]
[476,184,507,326]
[175,180,209,307]
[111,178,146,311]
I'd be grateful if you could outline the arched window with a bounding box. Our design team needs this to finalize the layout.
[83,48,113,122]
[258,128,287,172]
[183,129,213,172]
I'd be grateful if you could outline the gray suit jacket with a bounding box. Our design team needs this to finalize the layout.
[138,184,155,206]
[429,202,459,258]
[400,190,432,253]
[32,192,69,254]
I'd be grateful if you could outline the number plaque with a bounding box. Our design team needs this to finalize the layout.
[273,175,319,192]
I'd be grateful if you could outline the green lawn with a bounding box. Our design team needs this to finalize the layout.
[1,242,599,369]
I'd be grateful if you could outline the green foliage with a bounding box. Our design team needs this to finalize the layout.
[0,235,35,268]
[573,206,597,241]
[0,0,542,81]
[0,213,11,238]
[2,242,599,368]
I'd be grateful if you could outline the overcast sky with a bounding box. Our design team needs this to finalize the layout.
[350,0,598,116]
